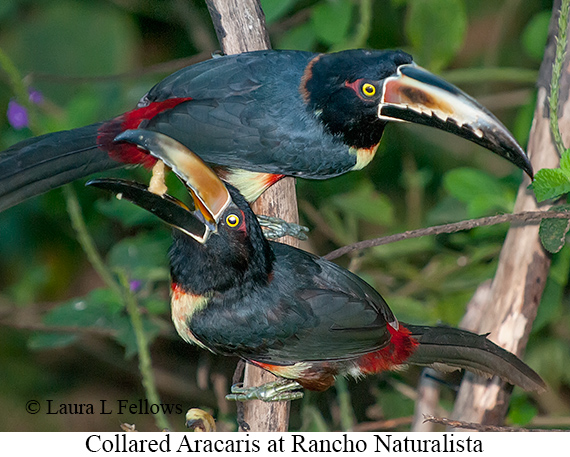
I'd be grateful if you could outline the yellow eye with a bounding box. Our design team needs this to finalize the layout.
[361,83,376,97]
[225,213,240,228]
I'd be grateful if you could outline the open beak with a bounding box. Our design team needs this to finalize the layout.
[379,64,533,179]
[86,178,214,242]
[88,130,232,244]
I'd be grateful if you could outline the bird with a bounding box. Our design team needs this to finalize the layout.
[87,129,545,401]
[1,49,532,213]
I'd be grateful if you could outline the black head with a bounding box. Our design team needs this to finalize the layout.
[169,185,274,295]
[88,130,274,295]
[303,50,413,149]
[301,49,533,177]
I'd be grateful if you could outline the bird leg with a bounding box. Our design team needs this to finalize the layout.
[226,379,304,402]
[257,215,309,241]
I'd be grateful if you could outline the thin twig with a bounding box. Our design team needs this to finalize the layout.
[63,185,171,431]
[324,210,570,260]
[63,185,122,296]
[423,414,565,432]
[119,273,172,431]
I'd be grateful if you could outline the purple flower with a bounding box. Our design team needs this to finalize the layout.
[129,280,143,292]
[28,88,44,105]
[6,88,44,130]
[7,100,29,130]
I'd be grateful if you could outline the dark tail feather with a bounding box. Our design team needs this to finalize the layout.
[0,122,122,211]
[402,323,546,393]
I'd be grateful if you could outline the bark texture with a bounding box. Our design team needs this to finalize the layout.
[206,0,296,432]
[450,1,568,426]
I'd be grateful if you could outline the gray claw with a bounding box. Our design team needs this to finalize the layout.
[257,215,309,240]
[226,380,304,402]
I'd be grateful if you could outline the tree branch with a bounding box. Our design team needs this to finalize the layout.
[449,0,569,427]
[205,0,294,433]
[324,210,570,261]
[423,415,564,432]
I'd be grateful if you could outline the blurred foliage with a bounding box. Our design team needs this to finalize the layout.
[0,0,568,432]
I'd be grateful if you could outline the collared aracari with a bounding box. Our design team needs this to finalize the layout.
[1,49,532,212]
[87,130,545,401]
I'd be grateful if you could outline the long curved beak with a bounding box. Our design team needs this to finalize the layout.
[115,129,232,229]
[88,130,232,244]
[86,178,213,242]
[379,64,533,178]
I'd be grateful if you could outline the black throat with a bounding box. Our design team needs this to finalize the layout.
[169,188,275,297]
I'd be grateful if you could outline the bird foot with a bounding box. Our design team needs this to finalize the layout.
[226,379,304,402]
[257,215,309,240]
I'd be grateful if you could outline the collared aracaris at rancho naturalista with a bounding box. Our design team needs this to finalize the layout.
[0,49,533,212]
[87,130,545,402]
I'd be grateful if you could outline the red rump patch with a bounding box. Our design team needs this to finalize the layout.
[357,324,419,375]
[97,97,193,168]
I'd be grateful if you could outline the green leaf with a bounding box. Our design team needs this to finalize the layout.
[427,196,468,225]
[559,149,570,177]
[512,92,537,148]
[526,337,570,386]
[443,168,514,217]
[0,1,139,105]
[506,394,538,426]
[311,0,354,45]
[532,168,570,202]
[142,297,170,316]
[41,289,123,328]
[107,232,171,283]
[534,244,570,330]
[64,90,105,129]
[28,289,122,350]
[370,236,435,260]
[29,288,162,358]
[0,0,17,21]
[96,197,160,228]
[521,10,551,61]
[405,0,467,72]
[261,0,298,24]
[277,23,317,51]
[28,333,78,350]
[373,385,416,420]
[538,205,570,254]
[329,182,394,226]
[114,315,162,360]
[387,296,433,323]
